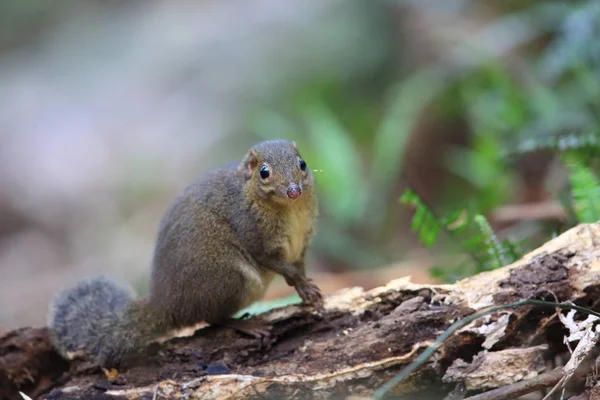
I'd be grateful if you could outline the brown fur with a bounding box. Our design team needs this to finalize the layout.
[47,140,322,367]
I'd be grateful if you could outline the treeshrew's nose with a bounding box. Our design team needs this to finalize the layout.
[287,185,302,199]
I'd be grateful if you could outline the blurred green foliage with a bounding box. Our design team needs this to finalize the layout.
[244,0,600,281]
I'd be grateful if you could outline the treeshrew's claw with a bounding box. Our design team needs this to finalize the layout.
[297,279,324,310]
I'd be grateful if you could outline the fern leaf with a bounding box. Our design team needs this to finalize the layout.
[400,189,441,247]
[401,190,523,281]
[563,152,600,223]
[474,214,509,268]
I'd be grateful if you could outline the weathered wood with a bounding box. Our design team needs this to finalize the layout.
[3,223,600,400]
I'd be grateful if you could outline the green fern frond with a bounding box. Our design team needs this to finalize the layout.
[563,152,600,223]
[401,189,522,282]
[400,189,442,247]
[474,214,509,268]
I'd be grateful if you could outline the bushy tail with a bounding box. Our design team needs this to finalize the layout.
[47,276,160,367]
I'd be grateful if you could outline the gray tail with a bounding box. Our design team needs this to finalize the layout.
[47,276,141,366]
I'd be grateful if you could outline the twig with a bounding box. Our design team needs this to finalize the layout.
[491,201,567,223]
[542,324,600,400]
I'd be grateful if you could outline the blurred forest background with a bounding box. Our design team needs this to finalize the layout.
[1,0,600,329]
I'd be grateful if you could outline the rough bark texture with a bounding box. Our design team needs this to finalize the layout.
[3,223,600,400]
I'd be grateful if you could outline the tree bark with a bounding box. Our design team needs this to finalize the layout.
[3,222,600,400]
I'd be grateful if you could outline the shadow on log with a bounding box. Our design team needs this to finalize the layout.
[3,223,600,399]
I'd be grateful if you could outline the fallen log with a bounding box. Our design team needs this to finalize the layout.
[3,222,600,400]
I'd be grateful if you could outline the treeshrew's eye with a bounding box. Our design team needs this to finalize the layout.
[299,159,307,171]
[260,165,270,179]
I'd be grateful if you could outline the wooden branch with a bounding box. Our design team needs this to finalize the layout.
[3,222,600,400]
[490,201,567,223]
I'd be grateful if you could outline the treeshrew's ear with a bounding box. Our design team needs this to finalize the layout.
[292,141,297,150]
[238,149,258,180]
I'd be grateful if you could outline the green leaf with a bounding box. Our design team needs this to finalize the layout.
[235,294,301,318]
[563,151,600,223]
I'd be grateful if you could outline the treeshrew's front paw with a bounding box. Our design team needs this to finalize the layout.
[296,279,324,310]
